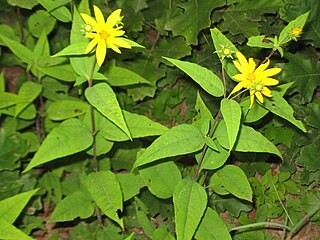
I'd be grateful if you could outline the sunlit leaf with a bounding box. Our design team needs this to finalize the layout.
[0,218,34,240]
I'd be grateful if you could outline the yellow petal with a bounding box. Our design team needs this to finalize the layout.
[260,68,282,78]
[233,73,247,82]
[93,5,105,30]
[85,38,99,54]
[255,59,270,74]
[236,52,249,73]
[248,58,256,73]
[261,87,272,97]
[106,9,122,28]
[80,13,98,29]
[96,40,107,66]
[113,38,132,49]
[249,90,255,108]
[106,38,121,53]
[255,91,264,103]
[262,77,279,86]
[230,82,245,95]
[233,60,244,73]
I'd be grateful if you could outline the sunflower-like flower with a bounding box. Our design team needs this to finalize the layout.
[230,52,281,108]
[291,27,303,41]
[80,6,131,66]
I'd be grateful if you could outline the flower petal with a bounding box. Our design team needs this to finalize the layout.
[236,52,249,73]
[96,40,107,66]
[255,59,270,74]
[233,60,244,73]
[80,13,98,29]
[255,91,264,103]
[261,87,272,97]
[85,38,99,54]
[93,5,105,31]
[262,77,279,86]
[106,38,121,53]
[233,73,247,82]
[260,68,282,78]
[106,9,122,28]
[113,38,132,49]
[248,58,256,73]
[249,90,255,108]
[230,82,245,95]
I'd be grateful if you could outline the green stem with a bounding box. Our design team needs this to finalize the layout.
[221,60,227,98]
[285,204,320,240]
[230,222,291,232]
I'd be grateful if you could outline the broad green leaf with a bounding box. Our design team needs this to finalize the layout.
[280,53,320,103]
[296,145,320,172]
[263,91,306,132]
[49,190,94,222]
[24,118,93,172]
[39,64,78,82]
[0,104,36,120]
[33,31,50,59]
[211,165,253,202]
[0,188,39,223]
[52,42,88,57]
[0,34,34,64]
[278,12,310,45]
[210,28,238,60]
[241,96,269,123]
[28,10,56,38]
[220,99,242,151]
[164,0,225,45]
[47,100,89,121]
[195,208,232,240]
[103,60,150,86]
[116,173,145,201]
[7,0,38,9]
[0,218,34,240]
[37,0,72,22]
[305,100,320,129]
[163,57,224,97]
[194,91,214,123]
[0,92,25,109]
[199,139,230,171]
[134,197,156,237]
[173,178,207,240]
[85,83,131,139]
[216,121,283,159]
[152,227,175,240]
[15,81,42,117]
[86,171,123,228]
[133,124,206,169]
[86,131,113,157]
[139,161,182,199]
[220,0,283,37]
[247,35,274,49]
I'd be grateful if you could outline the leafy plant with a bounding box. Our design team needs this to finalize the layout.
[0,0,319,239]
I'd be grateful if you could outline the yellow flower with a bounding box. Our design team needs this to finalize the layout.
[80,6,132,66]
[230,52,281,108]
[291,27,303,39]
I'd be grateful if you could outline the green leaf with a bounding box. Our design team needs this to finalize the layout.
[39,64,78,82]
[133,124,206,169]
[263,91,306,132]
[139,161,182,199]
[247,35,274,49]
[86,171,123,228]
[0,188,39,223]
[220,0,283,37]
[216,121,283,159]
[37,0,72,22]
[281,53,320,103]
[116,173,145,201]
[210,28,239,60]
[173,178,207,240]
[0,218,34,240]
[195,208,232,240]
[163,57,224,97]
[165,0,225,45]
[305,100,320,128]
[152,227,175,240]
[15,81,42,117]
[0,92,25,109]
[85,83,131,139]
[47,100,90,121]
[0,34,34,64]
[28,10,56,38]
[296,145,320,172]
[24,118,93,172]
[211,165,253,202]
[241,96,269,123]
[52,42,88,57]
[7,0,38,9]
[199,139,230,171]
[103,60,150,86]
[220,99,242,151]
[49,190,94,222]
[279,11,310,45]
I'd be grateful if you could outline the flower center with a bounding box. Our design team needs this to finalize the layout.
[223,48,231,56]
[247,72,255,82]
[100,31,110,40]
[251,80,263,91]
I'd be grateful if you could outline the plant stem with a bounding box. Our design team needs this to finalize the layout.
[285,204,320,240]
[262,48,276,64]
[16,7,25,44]
[88,58,98,172]
[221,60,227,98]
[230,222,291,232]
